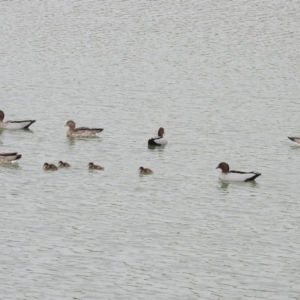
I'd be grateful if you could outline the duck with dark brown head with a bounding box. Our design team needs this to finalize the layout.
[216,162,261,182]
[0,110,35,129]
[148,127,168,146]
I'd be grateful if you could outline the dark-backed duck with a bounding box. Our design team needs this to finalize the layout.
[148,127,168,146]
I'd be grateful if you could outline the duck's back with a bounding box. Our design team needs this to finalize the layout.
[68,127,103,137]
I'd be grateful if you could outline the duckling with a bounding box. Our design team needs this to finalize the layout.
[88,162,104,170]
[58,161,71,167]
[43,163,58,170]
[139,166,153,174]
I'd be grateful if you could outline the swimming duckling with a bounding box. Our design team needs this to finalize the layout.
[58,161,71,167]
[43,163,58,170]
[88,162,104,170]
[139,166,153,174]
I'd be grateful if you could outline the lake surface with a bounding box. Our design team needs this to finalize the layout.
[1,0,300,299]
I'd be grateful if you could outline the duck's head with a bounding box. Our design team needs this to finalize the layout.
[58,161,64,166]
[139,166,144,171]
[158,127,165,137]
[43,163,49,168]
[88,162,94,167]
[65,120,75,129]
[0,110,4,122]
[216,162,230,173]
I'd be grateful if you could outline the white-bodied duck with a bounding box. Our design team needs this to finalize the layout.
[216,162,261,182]
[148,127,168,146]
[288,137,300,146]
[65,120,103,137]
[0,110,35,129]
[0,152,22,163]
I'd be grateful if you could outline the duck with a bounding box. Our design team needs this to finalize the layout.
[216,162,261,182]
[139,166,153,174]
[148,127,168,146]
[288,137,300,146]
[0,152,22,163]
[0,110,35,129]
[65,120,103,137]
[88,162,104,170]
[43,163,58,170]
[58,161,71,167]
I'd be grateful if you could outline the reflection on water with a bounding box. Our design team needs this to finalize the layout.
[23,129,35,134]
[289,145,300,150]
[147,145,167,151]
[219,181,229,189]
[218,180,258,188]
[0,163,21,169]
[67,137,76,147]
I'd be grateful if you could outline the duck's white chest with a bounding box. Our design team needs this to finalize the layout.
[219,172,226,181]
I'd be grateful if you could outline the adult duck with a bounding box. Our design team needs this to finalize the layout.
[148,127,168,146]
[0,110,35,129]
[216,162,261,182]
[0,152,22,163]
[288,137,300,146]
[65,120,103,137]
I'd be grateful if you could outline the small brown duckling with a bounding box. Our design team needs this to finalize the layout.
[139,166,153,174]
[88,162,104,170]
[58,161,71,167]
[43,163,58,170]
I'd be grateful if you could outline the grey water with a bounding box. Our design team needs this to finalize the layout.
[1,0,300,299]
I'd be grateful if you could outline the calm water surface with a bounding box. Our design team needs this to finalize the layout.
[1,0,300,299]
